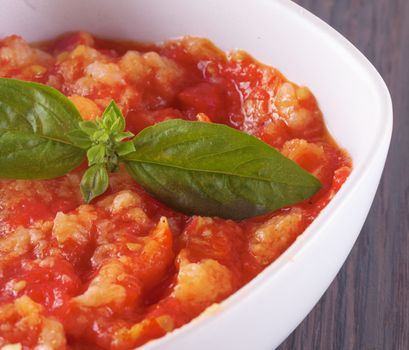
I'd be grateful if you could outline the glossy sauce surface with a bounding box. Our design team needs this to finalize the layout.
[0,32,351,349]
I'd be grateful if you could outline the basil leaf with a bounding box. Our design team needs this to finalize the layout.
[79,120,99,136]
[80,164,109,203]
[113,131,134,142]
[0,78,85,179]
[92,129,110,143]
[67,129,92,149]
[101,100,125,132]
[116,140,136,156]
[87,144,106,166]
[123,119,321,220]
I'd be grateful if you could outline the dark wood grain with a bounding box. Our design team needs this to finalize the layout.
[277,0,409,349]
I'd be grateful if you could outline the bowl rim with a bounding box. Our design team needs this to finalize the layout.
[140,0,393,348]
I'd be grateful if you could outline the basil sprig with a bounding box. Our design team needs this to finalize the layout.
[67,101,136,202]
[0,78,321,220]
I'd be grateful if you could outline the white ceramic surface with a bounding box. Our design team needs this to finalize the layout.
[0,0,393,349]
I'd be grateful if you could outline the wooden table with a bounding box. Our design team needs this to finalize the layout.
[277,1,408,349]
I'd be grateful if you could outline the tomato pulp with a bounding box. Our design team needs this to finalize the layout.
[0,32,351,349]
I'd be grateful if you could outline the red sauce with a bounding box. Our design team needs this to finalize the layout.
[0,32,351,349]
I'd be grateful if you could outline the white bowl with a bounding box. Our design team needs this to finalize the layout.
[0,0,393,349]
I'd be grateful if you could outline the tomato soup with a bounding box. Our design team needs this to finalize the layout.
[0,32,351,349]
